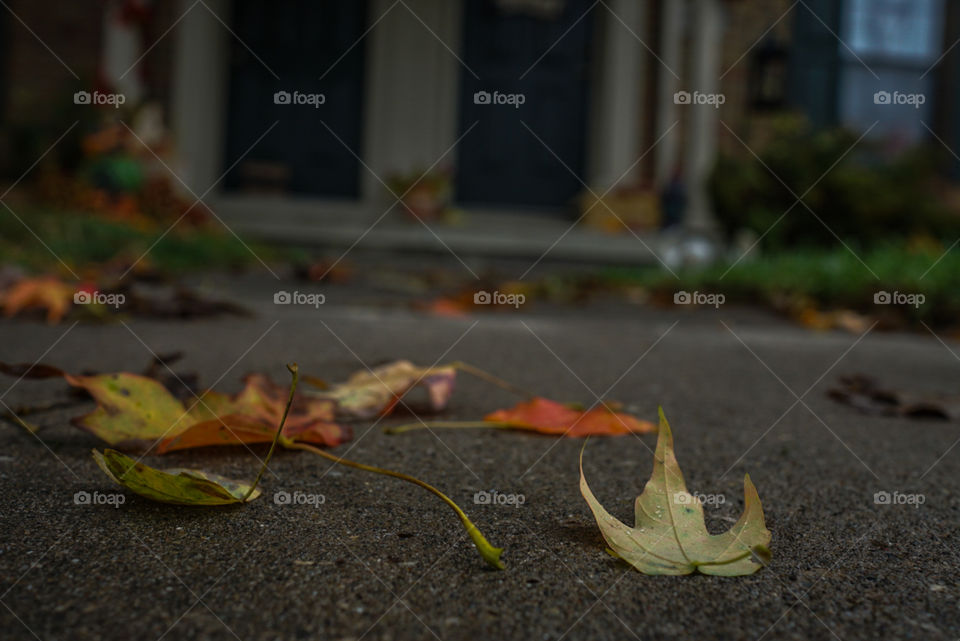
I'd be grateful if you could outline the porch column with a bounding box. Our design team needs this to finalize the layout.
[587,0,648,190]
[682,0,724,230]
[362,0,463,206]
[653,0,685,187]
[171,0,230,195]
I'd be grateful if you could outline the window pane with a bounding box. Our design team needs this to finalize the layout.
[844,0,941,61]
[839,66,933,143]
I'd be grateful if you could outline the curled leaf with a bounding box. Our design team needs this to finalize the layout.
[93,449,261,505]
[311,360,456,419]
[580,408,771,575]
[92,363,299,506]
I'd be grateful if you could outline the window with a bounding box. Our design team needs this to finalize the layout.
[838,0,944,143]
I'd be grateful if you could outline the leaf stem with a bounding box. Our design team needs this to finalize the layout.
[2,398,87,432]
[10,398,84,416]
[449,361,535,399]
[1,411,40,433]
[283,439,505,570]
[241,362,298,502]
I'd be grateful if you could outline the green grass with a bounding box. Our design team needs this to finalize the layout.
[0,208,302,274]
[598,245,960,326]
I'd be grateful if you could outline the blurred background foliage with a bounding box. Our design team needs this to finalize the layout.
[710,115,960,250]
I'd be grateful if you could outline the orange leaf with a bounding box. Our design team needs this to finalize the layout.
[484,397,655,437]
[0,361,350,452]
[158,373,346,453]
[1,276,77,323]
[422,297,470,318]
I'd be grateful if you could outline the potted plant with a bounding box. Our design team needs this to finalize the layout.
[387,167,453,222]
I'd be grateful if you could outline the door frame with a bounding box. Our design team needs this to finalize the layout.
[171,0,649,222]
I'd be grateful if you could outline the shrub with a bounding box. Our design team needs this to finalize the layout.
[710,116,960,249]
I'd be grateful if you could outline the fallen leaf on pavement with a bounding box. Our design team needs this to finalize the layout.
[1,276,78,323]
[795,307,873,334]
[1,352,200,399]
[0,362,349,451]
[580,408,771,575]
[14,359,503,570]
[139,351,202,401]
[484,397,655,436]
[773,294,875,334]
[120,284,249,319]
[93,448,262,505]
[419,297,471,318]
[387,397,655,437]
[91,364,299,505]
[296,258,354,284]
[69,372,191,448]
[0,361,70,380]
[310,360,456,419]
[157,373,345,452]
[828,374,960,420]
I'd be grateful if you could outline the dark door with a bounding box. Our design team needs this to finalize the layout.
[224,1,367,197]
[788,0,842,128]
[0,8,8,124]
[456,0,594,211]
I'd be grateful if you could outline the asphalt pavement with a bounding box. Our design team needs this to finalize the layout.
[1,276,958,641]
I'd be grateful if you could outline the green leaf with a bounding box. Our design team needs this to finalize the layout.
[0,363,349,452]
[93,449,262,505]
[579,408,771,576]
[69,373,189,448]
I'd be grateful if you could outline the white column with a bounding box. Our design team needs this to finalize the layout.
[362,0,463,204]
[586,0,647,190]
[653,0,685,187]
[171,0,230,195]
[682,0,724,230]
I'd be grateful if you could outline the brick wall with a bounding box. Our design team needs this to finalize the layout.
[716,0,797,154]
[3,0,102,124]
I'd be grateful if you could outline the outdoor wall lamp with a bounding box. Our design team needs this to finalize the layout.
[749,36,789,111]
